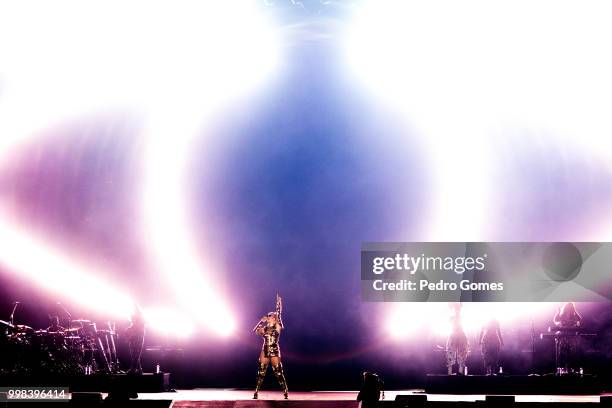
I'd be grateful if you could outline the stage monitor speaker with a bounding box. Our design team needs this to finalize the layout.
[394,394,427,407]
[485,395,515,407]
[71,391,103,406]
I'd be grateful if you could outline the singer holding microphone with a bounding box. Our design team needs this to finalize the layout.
[252,294,288,400]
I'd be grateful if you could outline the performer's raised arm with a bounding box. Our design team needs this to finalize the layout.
[276,293,284,330]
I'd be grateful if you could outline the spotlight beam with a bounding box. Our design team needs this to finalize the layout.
[344,0,612,239]
[0,1,282,337]
[0,212,133,318]
[140,113,238,336]
[0,210,194,336]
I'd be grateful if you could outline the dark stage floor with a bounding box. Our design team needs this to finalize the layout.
[142,388,604,401]
[2,389,608,407]
[2,374,609,406]
[136,389,606,406]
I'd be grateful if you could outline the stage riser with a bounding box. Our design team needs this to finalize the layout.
[425,374,602,395]
[0,372,171,392]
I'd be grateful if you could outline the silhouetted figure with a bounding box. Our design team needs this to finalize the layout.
[357,371,384,408]
[446,303,468,375]
[46,315,65,333]
[480,318,503,375]
[553,302,582,374]
[126,305,145,374]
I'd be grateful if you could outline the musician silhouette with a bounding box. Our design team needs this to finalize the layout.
[553,302,582,374]
[480,317,503,375]
[126,305,145,375]
[46,316,65,333]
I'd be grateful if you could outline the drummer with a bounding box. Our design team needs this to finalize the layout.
[46,316,65,333]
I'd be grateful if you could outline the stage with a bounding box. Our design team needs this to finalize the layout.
[2,373,609,406]
[1,387,608,406]
[425,374,604,395]
[0,372,172,392]
[111,389,608,406]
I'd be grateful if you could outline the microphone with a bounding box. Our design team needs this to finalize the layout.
[9,301,20,325]
[252,316,267,332]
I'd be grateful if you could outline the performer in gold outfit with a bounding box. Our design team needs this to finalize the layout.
[253,294,288,400]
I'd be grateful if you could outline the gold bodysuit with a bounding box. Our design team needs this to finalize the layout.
[261,324,281,358]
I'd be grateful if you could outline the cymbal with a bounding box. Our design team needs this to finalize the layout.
[96,330,116,335]
[65,336,80,340]
[71,319,91,324]
[0,319,14,328]
[15,324,33,332]
[65,328,80,332]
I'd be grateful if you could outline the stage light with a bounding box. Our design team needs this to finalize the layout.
[0,1,282,336]
[0,212,133,318]
[347,0,612,334]
[135,1,282,336]
[0,0,281,132]
[0,0,281,162]
[139,112,246,337]
[344,0,612,240]
[386,302,559,340]
[0,211,194,337]
[142,306,195,339]
[387,303,449,339]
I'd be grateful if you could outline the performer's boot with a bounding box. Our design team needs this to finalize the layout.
[254,361,268,399]
[272,363,288,399]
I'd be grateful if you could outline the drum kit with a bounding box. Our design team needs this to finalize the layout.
[1,316,120,376]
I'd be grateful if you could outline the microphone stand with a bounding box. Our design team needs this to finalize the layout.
[9,301,19,326]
